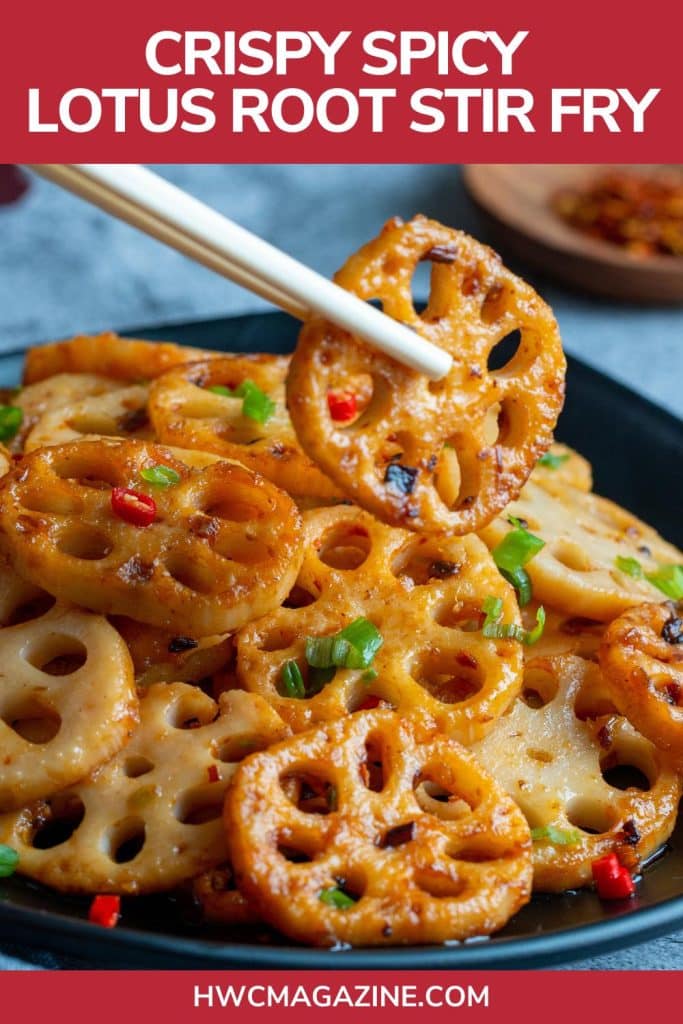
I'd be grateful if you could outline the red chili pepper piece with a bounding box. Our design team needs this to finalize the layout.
[357,695,382,711]
[327,390,357,422]
[88,894,121,928]
[111,487,157,527]
[207,764,219,783]
[592,853,636,900]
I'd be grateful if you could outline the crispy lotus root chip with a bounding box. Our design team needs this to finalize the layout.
[286,215,566,535]
[0,684,289,893]
[25,384,154,451]
[0,440,304,636]
[22,332,216,385]
[0,605,138,812]
[480,478,683,621]
[531,442,593,493]
[192,862,261,926]
[225,709,532,946]
[237,505,522,743]
[599,602,683,768]
[149,355,340,501]
[473,654,681,891]
[111,616,233,689]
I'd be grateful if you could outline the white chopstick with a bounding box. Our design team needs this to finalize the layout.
[27,164,452,381]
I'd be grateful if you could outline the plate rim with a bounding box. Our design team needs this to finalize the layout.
[0,310,681,969]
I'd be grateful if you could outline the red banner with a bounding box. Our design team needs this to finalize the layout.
[2,969,683,1022]
[0,0,680,161]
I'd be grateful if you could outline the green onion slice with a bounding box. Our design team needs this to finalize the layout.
[537,451,570,470]
[531,825,582,846]
[646,564,683,600]
[0,844,19,877]
[319,886,356,909]
[305,618,383,672]
[280,660,305,699]
[0,405,23,442]
[208,380,275,424]
[615,555,644,579]
[140,464,181,487]
[481,599,545,646]
[492,519,544,606]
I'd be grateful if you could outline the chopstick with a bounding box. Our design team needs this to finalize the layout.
[27,164,453,381]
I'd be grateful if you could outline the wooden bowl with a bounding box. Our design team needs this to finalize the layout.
[463,165,683,303]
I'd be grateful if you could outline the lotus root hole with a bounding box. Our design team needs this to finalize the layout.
[551,541,595,574]
[565,797,617,835]
[433,600,481,632]
[414,776,473,821]
[31,794,85,849]
[57,525,113,561]
[283,585,317,609]
[5,592,56,626]
[600,751,652,792]
[360,733,387,792]
[412,650,482,705]
[53,454,121,489]
[165,555,217,595]
[106,816,147,861]
[174,786,224,825]
[166,694,216,730]
[487,329,522,373]
[123,755,155,779]
[521,667,559,709]
[318,525,371,571]
[392,539,462,588]
[280,772,338,815]
[26,634,88,676]
[414,870,467,899]
[277,842,314,864]
[1,696,61,744]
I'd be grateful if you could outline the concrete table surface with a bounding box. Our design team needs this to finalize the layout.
[0,164,680,971]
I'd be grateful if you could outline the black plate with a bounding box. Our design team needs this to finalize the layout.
[0,311,681,970]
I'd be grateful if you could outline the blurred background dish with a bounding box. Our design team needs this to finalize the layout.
[464,164,683,303]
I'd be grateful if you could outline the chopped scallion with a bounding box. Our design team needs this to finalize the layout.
[646,564,683,600]
[0,844,19,877]
[531,825,581,846]
[208,380,275,424]
[319,886,356,909]
[615,555,644,579]
[280,660,305,699]
[305,618,383,672]
[140,464,181,488]
[492,519,544,606]
[481,600,545,646]
[537,451,570,470]
[0,405,23,442]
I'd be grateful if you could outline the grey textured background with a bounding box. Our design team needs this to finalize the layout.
[0,164,681,970]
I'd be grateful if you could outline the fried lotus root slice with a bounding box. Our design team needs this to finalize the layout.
[287,215,566,535]
[531,442,593,493]
[111,616,233,689]
[226,709,532,946]
[0,440,304,636]
[22,332,216,385]
[13,373,120,451]
[0,685,289,893]
[599,602,683,768]
[480,479,682,621]
[473,654,681,892]
[149,356,340,501]
[237,505,522,742]
[0,606,138,812]
[25,384,154,451]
